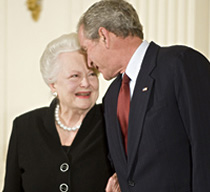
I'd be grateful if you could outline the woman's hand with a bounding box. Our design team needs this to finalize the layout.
[105,173,121,192]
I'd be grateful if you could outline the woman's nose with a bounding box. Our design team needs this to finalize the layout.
[80,77,90,88]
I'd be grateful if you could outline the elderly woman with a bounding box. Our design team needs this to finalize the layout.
[3,33,118,192]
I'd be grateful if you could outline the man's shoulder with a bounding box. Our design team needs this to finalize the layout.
[154,42,205,60]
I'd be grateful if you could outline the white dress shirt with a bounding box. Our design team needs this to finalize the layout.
[125,40,150,98]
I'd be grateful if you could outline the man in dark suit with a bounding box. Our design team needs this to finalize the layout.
[77,0,210,191]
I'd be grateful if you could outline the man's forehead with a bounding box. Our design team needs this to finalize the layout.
[78,25,85,39]
[78,28,87,46]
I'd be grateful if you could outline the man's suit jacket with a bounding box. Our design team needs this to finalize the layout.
[103,42,210,192]
[3,100,113,192]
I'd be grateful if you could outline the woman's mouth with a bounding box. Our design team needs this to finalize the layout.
[75,92,91,98]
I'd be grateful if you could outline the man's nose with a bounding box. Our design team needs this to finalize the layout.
[87,57,94,68]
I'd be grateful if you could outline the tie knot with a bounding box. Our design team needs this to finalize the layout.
[122,73,130,84]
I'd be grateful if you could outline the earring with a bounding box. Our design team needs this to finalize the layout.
[52,92,57,97]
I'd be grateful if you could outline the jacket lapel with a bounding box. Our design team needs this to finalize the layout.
[127,42,160,174]
[43,99,63,148]
[105,75,127,166]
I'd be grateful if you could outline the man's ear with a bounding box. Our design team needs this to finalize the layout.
[98,27,110,48]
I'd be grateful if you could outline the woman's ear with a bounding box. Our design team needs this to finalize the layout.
[98,27,110,48]
[49,83,56,94]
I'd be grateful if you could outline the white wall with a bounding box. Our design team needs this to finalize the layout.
[0,0,7,187]
[0,0,209,189]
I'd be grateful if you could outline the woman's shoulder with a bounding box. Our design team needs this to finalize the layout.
[87,103,103,117]
[14,99,56,123]
[14,106,49,124]
[81,104,104,126]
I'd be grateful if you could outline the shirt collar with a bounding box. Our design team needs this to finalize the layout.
[125,40,150,82]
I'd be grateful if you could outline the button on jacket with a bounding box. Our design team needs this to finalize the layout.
[3,99,113,192]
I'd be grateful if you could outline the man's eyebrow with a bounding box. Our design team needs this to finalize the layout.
[79,47,87,54]
[81,47,86,52]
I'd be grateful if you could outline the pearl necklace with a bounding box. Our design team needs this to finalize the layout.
[55,104,81,131]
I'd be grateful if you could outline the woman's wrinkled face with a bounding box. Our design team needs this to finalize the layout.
[50,51,99,112]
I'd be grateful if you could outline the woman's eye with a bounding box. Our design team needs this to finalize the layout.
[89,72,97,77]
[71,74,79,78]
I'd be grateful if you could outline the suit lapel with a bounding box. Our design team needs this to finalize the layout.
[105,75,127,166]
[43,99,63,148]
[127,42,160,174]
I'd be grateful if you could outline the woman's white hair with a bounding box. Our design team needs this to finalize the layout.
[40,32,80,86]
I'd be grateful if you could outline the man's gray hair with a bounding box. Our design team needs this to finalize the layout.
[78,0,144,40]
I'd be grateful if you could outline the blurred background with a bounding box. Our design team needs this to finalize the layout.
[0,0,209,189]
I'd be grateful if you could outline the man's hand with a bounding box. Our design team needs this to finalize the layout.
[105,173,121,192]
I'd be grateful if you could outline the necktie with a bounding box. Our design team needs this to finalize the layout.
[117,73,130,154]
